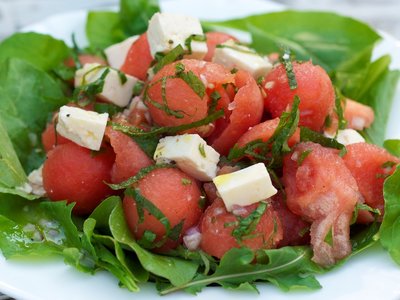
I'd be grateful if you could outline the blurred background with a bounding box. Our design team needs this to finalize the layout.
[1,0,400,40]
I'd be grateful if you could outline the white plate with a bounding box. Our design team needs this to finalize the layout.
[2,0,400,299]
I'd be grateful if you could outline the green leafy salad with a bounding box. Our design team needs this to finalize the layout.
[0,0,400,296]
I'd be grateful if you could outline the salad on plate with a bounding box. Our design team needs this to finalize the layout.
[0,0,400,297]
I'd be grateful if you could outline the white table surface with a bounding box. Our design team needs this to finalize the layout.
[0,0,399,299]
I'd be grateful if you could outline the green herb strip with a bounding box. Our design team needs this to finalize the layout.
[228,96,300,169]
[231,202,267,242]
[181,178,192,186]
[153,45,185,74]
[198,143,206,158]
[297,149,312,166]
[117,70,128,85]
[208,91,221,114]
[280,47,297,90]
[300,126,347,156]
[71,33,82,69]
[107,164,173,190]
[184,34,206,55]
[73,67,110,105]
[351,203,381,224]
[132,80,144,96]
[334,88,347,130]
[111,109,224,138]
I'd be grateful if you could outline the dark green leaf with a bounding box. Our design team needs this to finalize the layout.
[153,45,185,74]
[300,127,347,156]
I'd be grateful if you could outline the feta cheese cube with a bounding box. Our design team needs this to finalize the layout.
[147,12,207,60]
[104,36,139,69]
[56,105,109,151]
[324,129,365,145]
[212,40,272,78]
[213,163,277,212]
[153,134,220,181]
[75,63,138,107]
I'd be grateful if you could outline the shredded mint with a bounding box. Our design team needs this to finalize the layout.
[280,47,297,90]
[153,45,185,74]
[107,164,173,190]
[184,34,206,55]
[181,178,192,186]
[111,109,224,138]
[73,67,110,105]
[209,91,221,114]
[71,33,82,69]
[381,161,396,169]
[132,80,144,96]
[351,203,381,224]
[334,88,347,130]
[230,202,268,242]
[117,70,128,85]
[297,149,312,166]
[198,143,206,158]
[300,126,347,156]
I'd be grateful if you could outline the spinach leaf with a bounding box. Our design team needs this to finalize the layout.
[86,0,160,51]
[384,139,400,157]
[0,58,67,171]
[160,247,322,295]
[380,166,400,265]
[86,12,125,50]
[0,118,26,187]
[203,11,380,72]
[0,32,70,71]
[120,0,160,36]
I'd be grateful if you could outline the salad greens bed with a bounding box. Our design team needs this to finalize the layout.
[0,0,400,295]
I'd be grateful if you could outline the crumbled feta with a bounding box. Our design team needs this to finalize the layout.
[324,129,365,145]
[56,105,108,151]
[212,39,272,79]
[153,134,220,181]
[147,12,208,59]
[75,63,138,107]
[213,163,277,212]
[104,36,139,69]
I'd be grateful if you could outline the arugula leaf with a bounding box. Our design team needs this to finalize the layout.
[160,247,322,295]
[203,11,380,72]
[384,139,400,157]
[0,58,67,171]
[108,201,199,286]
[0,33,70,71]
[380,166,400,265]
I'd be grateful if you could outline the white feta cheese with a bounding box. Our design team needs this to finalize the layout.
[75,63,138,107]
[213,163,277,212]
[153,134,220,181]
[212,39,272,79]
[147,12,208,60]
[104,36,139,69]
[56,105,108,151]
[324,129,365,145]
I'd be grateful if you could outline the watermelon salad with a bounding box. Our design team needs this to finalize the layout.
[0,0,400,296]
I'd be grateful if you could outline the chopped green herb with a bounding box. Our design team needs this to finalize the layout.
[111,109,224,138]
[71,33,82,69]
[324,114,332,128]
[132,80,144,96]
[198,143,206,158]
[231,202,268,242]
[334,88,347,130]
[256,76,264,85]
[208,91,221,114]
[73,67,110,106]
[198,196,206,209]
[94,102,123,116]
[280,47,297,90]
[153,45,185,74]
[107,164,173,190]
[230,68,239,74]
[382,161,396,169]
[117,70,127,84]
[300,126,347,156]
[297,149,312,166]
[181,178,192,186]
[184,34,206,55]
[168,220,185,241]
[137,230,157,248]
[351,203,381,224]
